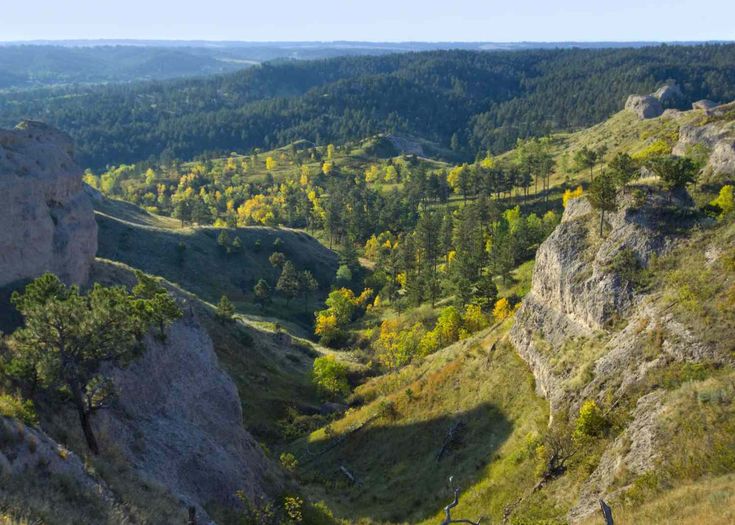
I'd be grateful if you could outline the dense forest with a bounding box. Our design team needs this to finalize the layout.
[3,44,735,169]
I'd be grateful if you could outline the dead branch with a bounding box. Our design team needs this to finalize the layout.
[441,478,482,525]
[436,421,465,461]
[339,464,362,485]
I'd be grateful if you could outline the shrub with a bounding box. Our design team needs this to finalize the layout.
[279,452,299,473]
[283,496,303,524]
[0,394,37,425]
[215,295,235,322]
[562,186,584,207]
[711,185,734,219]
[492,297,513,322]
[312,356,350,397]
[573,400,608,441]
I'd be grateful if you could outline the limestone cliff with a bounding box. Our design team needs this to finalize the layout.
[509,189,727,522]
[0,121,97,287]
[510,192,688,411]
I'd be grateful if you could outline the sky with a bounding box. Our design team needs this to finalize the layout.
[1,0,733,43]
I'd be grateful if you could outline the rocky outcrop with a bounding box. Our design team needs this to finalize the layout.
[626,82,689,119]
[707,139,735,179]
[625,95,663,120]
[672,115,735,180]
[509,189,727,523]
[692,99,718,111]
[510,194,678,407]
[567,392,666,521]
[95,311,275,518]
[0,416,129,522]
[0,121,97,287]
[672,122,729,155]
[1,416,105,492]
[653,82,684,109]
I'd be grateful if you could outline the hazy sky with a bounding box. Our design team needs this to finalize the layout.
[2,0,733,42]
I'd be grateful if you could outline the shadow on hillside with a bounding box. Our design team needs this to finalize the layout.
[301,402,511,523]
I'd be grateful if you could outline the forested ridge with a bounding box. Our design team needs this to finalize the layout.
[3,44,735,169]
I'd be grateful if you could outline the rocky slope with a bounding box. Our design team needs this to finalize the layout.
[91,260,276,520]
[0,121,97,287]
[510,187,732,522]
[0,122,279,523]
[672,102,735,182]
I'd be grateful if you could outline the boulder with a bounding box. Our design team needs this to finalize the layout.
[692,99,718,111]
[0,121,97,287]
[707,140,735,179]
[625,95,663,119]
[653,82,685,108]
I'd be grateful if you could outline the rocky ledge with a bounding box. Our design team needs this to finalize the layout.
[0,121,97,287]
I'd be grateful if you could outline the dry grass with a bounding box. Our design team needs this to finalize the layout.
[580,474,735,525]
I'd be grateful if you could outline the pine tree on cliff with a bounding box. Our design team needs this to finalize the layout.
[587,171,618,236]
[4,273,181,454]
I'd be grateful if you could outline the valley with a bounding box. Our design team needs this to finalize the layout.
[0,42,734,525]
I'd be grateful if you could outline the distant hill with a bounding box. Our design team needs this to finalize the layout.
[2,44,735,169]
[6,41,718,90]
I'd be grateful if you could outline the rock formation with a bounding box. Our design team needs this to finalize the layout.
[707,139,735,179]
[625,95,663,120]
[509,190,725,522]
[672,112,735,180]
[625,82,688,119]
[653,82,684,109]
[0,121,97,287]
[692,99,718,111]
[0,124,277,521]
[89,260,278,520]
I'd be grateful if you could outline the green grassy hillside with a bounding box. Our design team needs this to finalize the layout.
[94,196,338,332]
[289,322,548,524]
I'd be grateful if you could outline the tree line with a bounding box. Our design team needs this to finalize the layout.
[3,45,735,168]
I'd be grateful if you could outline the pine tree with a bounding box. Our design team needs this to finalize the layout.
[276,261,301,305]
[299,271,319,312]
[587,171,619,236]
[5,274,180,454]
[253,279,271,307]
[216,295,235,323]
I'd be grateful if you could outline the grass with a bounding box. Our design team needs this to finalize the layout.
[580,474,735,525]
[94,197,338,331]
[287,322,550,524]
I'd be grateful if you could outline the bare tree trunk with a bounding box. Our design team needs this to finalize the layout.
[78,405,99,455]
[600,211,604,237]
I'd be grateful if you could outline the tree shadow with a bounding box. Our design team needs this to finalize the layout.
[300,402,512,523]
[0,278,30,334]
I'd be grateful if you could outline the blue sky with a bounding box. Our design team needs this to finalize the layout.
[2,0,733,42]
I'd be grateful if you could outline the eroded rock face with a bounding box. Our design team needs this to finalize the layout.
[96,306,275,519]
[707,139,735,179]
[673,122,729,155]
[508,190,726,523]
[625,95,663,120]
[509,192,688,410]
[0,121,97,287]
[672,116,735,180]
